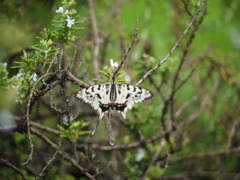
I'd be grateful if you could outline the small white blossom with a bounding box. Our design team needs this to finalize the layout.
[3,62,7,67]
[66,16,75,28]
[110,59,119,68]
[62,114,74,123]
[16,69,24,78]
[124,75,131,82]
[56,7,64,13]
[65,10,69,14]
[135,148,145,162]
[31,73,38,82]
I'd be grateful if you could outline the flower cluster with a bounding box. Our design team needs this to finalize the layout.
[56,6,75,28]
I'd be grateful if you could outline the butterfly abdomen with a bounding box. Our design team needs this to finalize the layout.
[110,83,117,102]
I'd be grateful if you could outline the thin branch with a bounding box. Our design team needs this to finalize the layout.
[143,139,166,179]
[173,95,198,118]
[136,0,205,86]
[30,121,59,135]
[0,159,26,180]
[35,138,61,179]
[181,0,193,17]
[22,72,54,165]
[111,20,138,82]
[66,71,88,88]
[169,146,240,165]
[178,77,220,128]
[88,0,100,81]
[226,118,240,151]
[31,128,96,180]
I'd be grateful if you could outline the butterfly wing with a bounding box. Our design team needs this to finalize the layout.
[75,83,111,119]
[115,84,153,119]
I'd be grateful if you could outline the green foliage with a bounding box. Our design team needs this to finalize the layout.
[12,0,83,74]
[95,63,127,83]
[0,63,25,105]
[122,162,143,179]
[147,166,165,179]
[0,63,9,89]
[0,0,240,179]
[57,120,91,139]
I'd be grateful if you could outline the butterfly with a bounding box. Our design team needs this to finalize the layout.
[75,83,153,120]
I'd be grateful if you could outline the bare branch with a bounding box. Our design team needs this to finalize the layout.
[169,146,240,165]
[31,128,96,180]
[0,159,26,180]
[88,0,100,81]
[136,0,205,86]
[111,20,138,82]
[226,118,240,151]
[66,71,88,88]
[143,139,166,178]
[22,72,54,165]
[35,139,61,179]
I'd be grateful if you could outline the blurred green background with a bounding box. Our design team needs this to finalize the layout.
[0,0,240,179]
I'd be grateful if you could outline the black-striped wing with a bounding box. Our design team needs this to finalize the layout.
[75,83,153,119]
[115,84,153,119]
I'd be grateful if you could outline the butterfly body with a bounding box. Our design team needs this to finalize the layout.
[75,83,153,119]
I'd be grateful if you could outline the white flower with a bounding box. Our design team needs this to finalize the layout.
[3,62,7,67]
[65,10,69,14]
[124,75,131,82]
[135,148,145,162]
[66,16,75,28]
[16,69,24,78]
[62,114,73,123]
[110,59,119,68]
[31,73,37,82]
[56,7,64,13]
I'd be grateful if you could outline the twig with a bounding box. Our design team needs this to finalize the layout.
[111,20,138,82]
[49,89,66,114]
[68,47,77,71]
[162,171,240,180]
[35,137,61,179]
[136,0,204,86]
[93,161,112,178]
[181,0,193,17]
[169,146,240,165]
[22,72,54,165]
[0,159,26,180]
[226,118,240,151]
[142,139,166,179]
[178,77,220,128]
[88,0,100,81]
[31,128,96,180]
[173,95,198,118]
[30,121,59,135]
[66,71,88,88]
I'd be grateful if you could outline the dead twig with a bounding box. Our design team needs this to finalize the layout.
[136,0,205,86]
[0,159,26,180]
[142,139,166,179]
[88,0,100,81]
[22,72,54,165]
[31,128,96,180]
[111,20,138,82]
